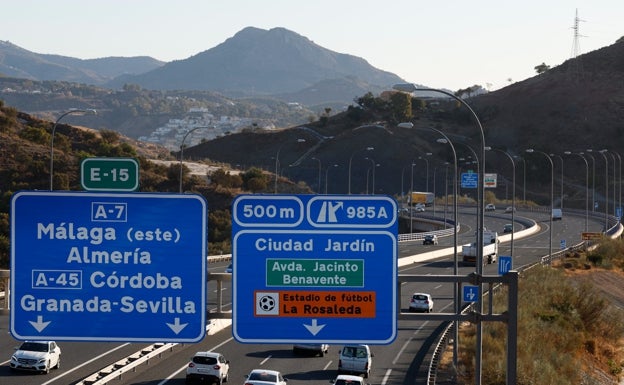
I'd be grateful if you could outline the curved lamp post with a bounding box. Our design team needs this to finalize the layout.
[364,157,378,194]
[50,108,97,190]
[179,126,211,193]
[275,138,306,193]
[550,153,564,209]
[325,164,338,194]
[311,157,322,194]
[585,150,596,211]
[525,149,554,261]
[597,150,610,231]
[398,122,460,370]
[487,148,516,257]
[564,151,589,232]
[348,146,373,194]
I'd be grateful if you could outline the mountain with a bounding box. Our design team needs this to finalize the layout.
[0,40,164,84]
[105,27,405,98]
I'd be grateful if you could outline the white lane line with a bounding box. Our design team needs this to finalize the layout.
[260,354,272,365]
[393,322,428,365]
[323,360,333,370]
[157,337,234,385]
[381,368,392,385]
[40,343,131,385]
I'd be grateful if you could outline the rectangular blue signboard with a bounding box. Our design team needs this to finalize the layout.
[231,195,398,345]
[461,173,478,189]
[463,285,479,302]
[10,191,207,342]
[498,256,512,275]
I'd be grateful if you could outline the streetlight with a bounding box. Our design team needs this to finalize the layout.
[611,151,622,219]
[487,148,516,257]
[50,108,97,190]
[598,150,610,231]
[365,157,378,194]
[410,160,417,233]
[348,146,374,194]
[550,153,564,209]
[419,153,432,191]
[513,156,526,205]
[275,138,306,193]
[179,126,211,193]
[325,164,338,194]
[395,83,489,382]
[398,122,460,371]
[525,149,554,261]
[564,151,589,232]
[311,157,322,194]
[585,150,596,211]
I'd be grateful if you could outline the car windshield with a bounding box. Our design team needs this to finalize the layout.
[249,372,277,382]
[192,356,217,365]
[19,342,48,352]
[413,295,428,300]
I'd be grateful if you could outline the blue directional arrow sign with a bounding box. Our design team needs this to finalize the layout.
[463,285,479,302]
[232,194,398,345]
[10,191,207,342]
[498,256,512,275]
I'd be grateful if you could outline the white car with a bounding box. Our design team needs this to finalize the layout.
[409,292,433,313]
[485,203,496,211]
[9,340,61,374]
[244,369,288,385]
[338,344,373,378]
[186,351,230,384]
[332,374,368,385]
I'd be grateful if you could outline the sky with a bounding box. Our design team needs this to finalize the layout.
[2,0,622,91]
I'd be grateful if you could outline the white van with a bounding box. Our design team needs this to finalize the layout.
[338,344,373,378]
[552,209,562,221]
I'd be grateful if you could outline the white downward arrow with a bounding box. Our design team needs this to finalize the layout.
[303,319,326,336]
[166,317,188,334]
[29,315,50,332]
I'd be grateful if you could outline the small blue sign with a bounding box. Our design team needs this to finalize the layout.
[560,239,567,250]
[10,191,207,342]
[463,285,479,302]
[232,194,398,345]
[461,173,478,189]
[498,256,512,275]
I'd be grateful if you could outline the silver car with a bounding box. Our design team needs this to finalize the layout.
[293,343,329,356]
[409,293,433,313]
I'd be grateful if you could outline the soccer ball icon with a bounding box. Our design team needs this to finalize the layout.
[259,295,275,311]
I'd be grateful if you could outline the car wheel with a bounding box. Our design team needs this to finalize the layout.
[224,372,229,383]
[55,357,60,369]
[43,362,50,374]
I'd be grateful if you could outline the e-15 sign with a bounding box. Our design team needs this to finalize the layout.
[80,157,139,191]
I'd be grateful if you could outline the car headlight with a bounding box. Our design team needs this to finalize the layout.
[38,358,47,364]
[10,355,17,361]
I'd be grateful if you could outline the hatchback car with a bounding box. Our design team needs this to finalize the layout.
[244,369,287,385]
[331,374,368,385]
[293,343,329,356]
[186,351,230,384]
[504,206,516,213]
[485,203,496,211]
[503,224,513,233]
[9,340,61,374]
[422,234,438,245]
[409,293,433,313]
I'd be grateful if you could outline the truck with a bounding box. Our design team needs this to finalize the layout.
[409,192,434,206]
[462,230,499,265]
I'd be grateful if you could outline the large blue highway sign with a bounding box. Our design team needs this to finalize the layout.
[232,195,398,345]
[10,191,207,342]
[461,172,478,189]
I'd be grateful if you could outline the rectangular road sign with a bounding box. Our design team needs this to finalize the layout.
[232,194,397,345]
[461,172,478,189]
[463,285,479,302]
[81,157,139,191]
[10,191,207,342]
[581,232,602,240]
[498,256,512,275]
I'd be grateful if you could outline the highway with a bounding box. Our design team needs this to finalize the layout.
[0,207,604,385]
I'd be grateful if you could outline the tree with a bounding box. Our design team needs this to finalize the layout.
[534,62,550,74]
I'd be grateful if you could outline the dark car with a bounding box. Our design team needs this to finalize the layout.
[423,234,438,245]
[503,224,513,233]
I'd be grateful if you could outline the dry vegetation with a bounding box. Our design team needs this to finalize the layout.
[439,238,624,385]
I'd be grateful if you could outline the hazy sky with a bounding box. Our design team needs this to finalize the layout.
[3,0,622,91]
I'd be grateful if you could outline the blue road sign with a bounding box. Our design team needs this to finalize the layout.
[498,256,512,275]
[461,172,478,189]
[560,239,567,249]
[232,194,398,345]
[10,191,207,342]
[463,285,479,302]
